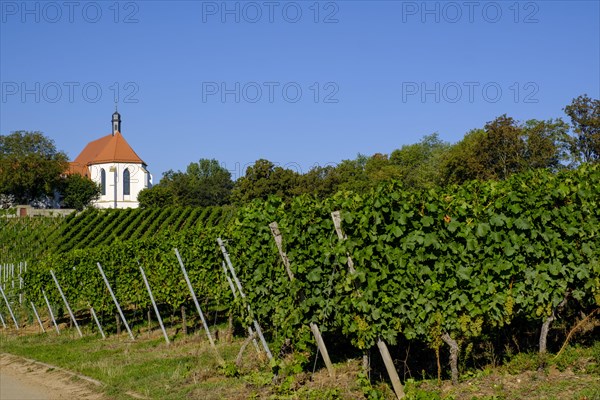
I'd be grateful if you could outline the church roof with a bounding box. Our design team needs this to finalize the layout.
[70,131,145,175]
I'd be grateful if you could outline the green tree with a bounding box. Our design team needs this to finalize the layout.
[138,185,175,208]
[60,174,101,210]
[175,159,234,206]
[564,94,600,163]
[441,129,487,184]
[231,159,300,203]
[390,133,450,189]
[478,114,525,180]
[442,117,569,184]
[148,159,233,207]
[0,131,69,205]
[521,119,570,170]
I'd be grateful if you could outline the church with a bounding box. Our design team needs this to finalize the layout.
[70,111,152,209]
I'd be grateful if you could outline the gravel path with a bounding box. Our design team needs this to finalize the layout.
[0,354,105,400]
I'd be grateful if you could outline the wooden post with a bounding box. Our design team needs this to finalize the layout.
[268,222,294,281]
[332,211,405,399]
[331,211,356,273]
[377,339,406,399]
[269,221,335,378]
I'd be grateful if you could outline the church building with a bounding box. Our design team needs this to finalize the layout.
[70,111,152,209]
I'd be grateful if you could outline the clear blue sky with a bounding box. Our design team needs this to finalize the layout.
[1,0,599,182]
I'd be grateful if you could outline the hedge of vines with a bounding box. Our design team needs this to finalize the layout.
[0,206,236,261]
[7,165,600,378]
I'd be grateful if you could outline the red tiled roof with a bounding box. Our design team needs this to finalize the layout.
[70,132,145,175]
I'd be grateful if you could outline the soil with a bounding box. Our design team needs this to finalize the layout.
[0,353,106,400]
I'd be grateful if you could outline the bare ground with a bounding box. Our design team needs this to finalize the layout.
[0,353,107,400]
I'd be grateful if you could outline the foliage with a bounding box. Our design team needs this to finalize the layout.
[138,185,174,208]
[0,131,69,204]
[60,174,101,210]
[564,94,600,163]
[140,159,233,207]
[231,159,300,204]
[390,133,450,189]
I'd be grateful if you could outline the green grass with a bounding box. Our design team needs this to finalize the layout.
[1,330,273,400]
[1,329,599,400]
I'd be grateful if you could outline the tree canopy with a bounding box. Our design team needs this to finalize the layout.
[0,131,69,205]
[139,159,233,207]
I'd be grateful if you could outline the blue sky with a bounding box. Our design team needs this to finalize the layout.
[1,0,599,181]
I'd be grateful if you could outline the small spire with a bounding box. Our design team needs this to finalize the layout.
[112,108,121,136]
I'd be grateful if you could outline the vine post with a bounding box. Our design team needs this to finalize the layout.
[42,290,60,334]
[50,270,82,338]
[217,238,273,360]
[269,221,335,378]
[332,211,405,400]
[0,286,19,330]
[97,262,134,340]
[174,248,223,365]
[90,306,106,339]
[139,264,169,345]
[220,259,261,353]
[30,301,46,333]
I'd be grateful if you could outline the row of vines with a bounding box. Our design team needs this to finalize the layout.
[0,205,235,259]
[2,164,600,383]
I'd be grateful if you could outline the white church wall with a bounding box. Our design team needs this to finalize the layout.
[88,162,150,209]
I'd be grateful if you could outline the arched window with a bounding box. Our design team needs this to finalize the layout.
[100,168,106,195]
[123,168,130,195]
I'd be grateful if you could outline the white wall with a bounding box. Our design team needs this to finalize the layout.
[88,162,151,209]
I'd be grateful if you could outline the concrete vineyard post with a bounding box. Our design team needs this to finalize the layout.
[139,265,169,345]
[90,307,106,339]
[174,248,223,365]
[42,290,60,334]
[97,262,134,340]
[50,270,82,338]
[219,259,260,353]
[217,238,273,360]
[30,301,46,333]
[0,286,18,329]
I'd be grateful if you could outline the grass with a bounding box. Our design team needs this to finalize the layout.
[0,327,365,399]
[1,326,599,400]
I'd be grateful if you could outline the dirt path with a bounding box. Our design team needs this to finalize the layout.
[0,354,107,400]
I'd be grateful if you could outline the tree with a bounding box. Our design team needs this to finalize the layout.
[0,131,69,205]
[441,129,487,184]
[390,133,450,189]
[478,114,525,180]
[142,159,233,207]
[564,94,600,163]
[231,159,300,203]
[138,185,174,208]
[521,119,570,170]
[60,174,101,210]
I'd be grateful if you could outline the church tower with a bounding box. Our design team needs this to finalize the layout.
[112,109,121,135]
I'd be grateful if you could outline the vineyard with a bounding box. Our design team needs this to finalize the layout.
[1,164,599,398]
